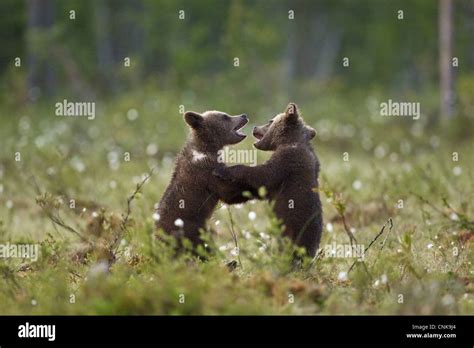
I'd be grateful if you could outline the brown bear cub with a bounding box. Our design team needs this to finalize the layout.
[155,110,255,253]
[214,103,323,257]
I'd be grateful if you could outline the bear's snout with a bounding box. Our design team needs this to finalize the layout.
[253,126,264,140]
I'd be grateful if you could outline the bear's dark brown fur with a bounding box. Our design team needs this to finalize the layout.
[214,103,323,257]
[155,110,255,251]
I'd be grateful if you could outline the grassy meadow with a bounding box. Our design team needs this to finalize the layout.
[0,82,473,315]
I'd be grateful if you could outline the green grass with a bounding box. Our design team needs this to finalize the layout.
[0,88,473,315]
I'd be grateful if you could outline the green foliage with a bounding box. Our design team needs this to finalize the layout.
[0,0,473,316]
[1,0,474,100]
[0,87,473,314]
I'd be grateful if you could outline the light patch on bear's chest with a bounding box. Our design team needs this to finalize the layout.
[191,150,208,162]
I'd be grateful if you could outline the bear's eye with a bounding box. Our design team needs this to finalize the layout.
[224,115,231,121]
[268,120,273,124]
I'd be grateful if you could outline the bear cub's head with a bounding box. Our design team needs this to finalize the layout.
[252,103,316,151]
[184,110,248,150]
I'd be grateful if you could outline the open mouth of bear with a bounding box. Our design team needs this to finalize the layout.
[252,129,265,140]
[233,118,248,137]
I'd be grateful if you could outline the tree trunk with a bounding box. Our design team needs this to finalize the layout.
[26,0,54,99]
[439,0,454,118]
[94,0,115,93]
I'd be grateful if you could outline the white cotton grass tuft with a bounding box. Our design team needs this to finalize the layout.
[374,274,388,288]
[219,244,229,251]
[127,108,139,121]
[352,180,362,190]
[146,143,158,156]
[107,151,120,171]
[88,261,109,278]
[441,294,455,306]
[230,247,239,257]
[70,157,86,172]
[152,213,161,222]
[259,232,270,240]
[338,271,348,281]
[374,144,386,158]
[174,218,184,227]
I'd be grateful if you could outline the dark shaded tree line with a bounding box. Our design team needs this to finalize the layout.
[0,0,473,118]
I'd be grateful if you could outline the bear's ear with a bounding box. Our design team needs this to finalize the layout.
[184,111,203,129]
[306,126,316,140]
[284,102,299,122]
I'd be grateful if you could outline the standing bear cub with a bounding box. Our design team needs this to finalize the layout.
[156,110,255,253]
[214,103,323,257]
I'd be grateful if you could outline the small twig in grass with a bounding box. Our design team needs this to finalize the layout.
[27,174,42,197]
[320,178,358,246]
[371,218,394,269]
[340,212,358,246]
[348,217,393,273]
[68,268,83,279]
[411,191,474,230]
[28,174,89,243]
[43,209,89,243]
[315,247,325,262]
[121,168,155,232]
[1,264,21,293]
[112,168,155,254]
[411,192,450,218]
[226,206,243,269]
[359,260,372,279]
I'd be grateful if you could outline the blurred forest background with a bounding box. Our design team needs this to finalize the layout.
[1,0,474,120]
